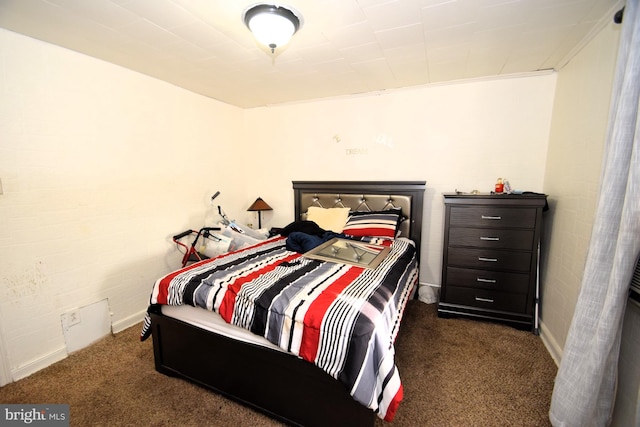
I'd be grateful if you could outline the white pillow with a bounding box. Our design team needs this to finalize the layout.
[306,206,350,232]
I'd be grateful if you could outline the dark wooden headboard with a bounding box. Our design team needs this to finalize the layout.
[292,181,426,258]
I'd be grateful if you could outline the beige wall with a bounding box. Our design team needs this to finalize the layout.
[243,75,556,287]
[541,20,640,426]
[540,21,621,361]
[0,28,244,379]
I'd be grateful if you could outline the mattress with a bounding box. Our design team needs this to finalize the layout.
[161,304,282,351]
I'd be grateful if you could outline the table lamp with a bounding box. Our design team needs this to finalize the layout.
[247,197,273,229]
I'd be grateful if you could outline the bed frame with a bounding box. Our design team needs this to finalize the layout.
[150,181,426,427]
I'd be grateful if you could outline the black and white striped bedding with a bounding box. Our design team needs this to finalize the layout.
[141,235,418,421]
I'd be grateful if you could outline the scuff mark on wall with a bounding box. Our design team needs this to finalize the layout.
[1,261,48,302]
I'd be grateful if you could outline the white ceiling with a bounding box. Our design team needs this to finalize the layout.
[0,0,624,108]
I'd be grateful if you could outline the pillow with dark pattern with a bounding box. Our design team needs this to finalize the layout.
[342,208,403,239]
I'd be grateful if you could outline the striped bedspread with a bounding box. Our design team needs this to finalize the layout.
[141,236,418,421]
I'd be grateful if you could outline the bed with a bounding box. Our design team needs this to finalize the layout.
[141,181,426,427]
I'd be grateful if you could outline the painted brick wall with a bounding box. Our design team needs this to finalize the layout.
[0,28,244,379]
[540,21,621,359]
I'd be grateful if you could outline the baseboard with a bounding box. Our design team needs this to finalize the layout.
[112,309,146,334]
[539,320,562,366]
[0,354,10,387]
[0,316,12,386]
[12,346,67,382]
[8,310,146,383]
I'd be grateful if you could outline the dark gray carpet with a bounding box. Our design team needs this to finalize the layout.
[0,301,556,426]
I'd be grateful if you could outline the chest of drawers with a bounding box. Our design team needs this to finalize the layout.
[437,193,547,333]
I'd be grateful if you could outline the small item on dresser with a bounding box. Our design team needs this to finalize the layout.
[503,179,512,194]
[495,178,504,193]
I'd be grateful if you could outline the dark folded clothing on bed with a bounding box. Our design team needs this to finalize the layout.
[279,220,326,237]
[285,231,345,253]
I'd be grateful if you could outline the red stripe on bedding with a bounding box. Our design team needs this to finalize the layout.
[344,227,395,238]
[155,237,285,305]
[219,253,299,323]
[299,266,364,362]
[154,261,204,304]
[384,385,404,421]
[155,276,172,305]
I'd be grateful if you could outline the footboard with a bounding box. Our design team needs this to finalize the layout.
[150,311,375,427]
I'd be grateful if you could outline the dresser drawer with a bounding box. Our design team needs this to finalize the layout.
[445,286,528,313]
[447,247,532,272]
[446,267,529,293]
[449,206,536,229]
[448,228,534,250]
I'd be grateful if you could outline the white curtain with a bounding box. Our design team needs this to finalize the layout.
[549,1,640,426]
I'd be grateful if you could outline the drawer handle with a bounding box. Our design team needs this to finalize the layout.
[481,215,502,220]
[475,297,494,303]
[477,278,497,283]
[480,236,500,241]
[478,257,498,262]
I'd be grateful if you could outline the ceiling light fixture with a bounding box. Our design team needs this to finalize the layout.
[243,4,302,54]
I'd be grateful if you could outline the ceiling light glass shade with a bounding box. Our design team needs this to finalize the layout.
[243,4,301,53]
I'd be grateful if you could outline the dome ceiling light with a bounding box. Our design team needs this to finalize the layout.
[243,4,302,54]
